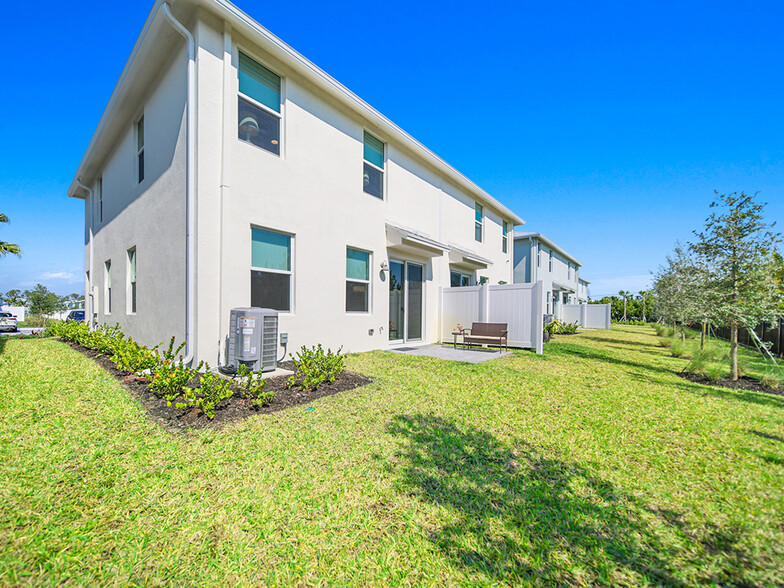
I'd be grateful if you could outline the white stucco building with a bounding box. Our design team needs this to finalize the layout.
[67,0,524,365]
[512,232,590,317]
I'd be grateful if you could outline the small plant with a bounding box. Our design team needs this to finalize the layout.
[544,319,561,335]
[236,364,274,408]
[111,337,159,374]
[288,344,344,390]
[150,337,203,401]
[558,321,579,334]
[653,324,667,337]
[658,337,675,349]
[761,374,781,390]
[670,341,689,358]
[685,349,711,375]
[177,368,233,419]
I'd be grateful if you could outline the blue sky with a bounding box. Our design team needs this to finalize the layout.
[1,0,783,298]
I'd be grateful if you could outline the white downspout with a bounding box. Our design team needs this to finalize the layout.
[75,177,94,330]
[162,2,196,365]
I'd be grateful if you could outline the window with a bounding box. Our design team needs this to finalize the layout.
[104,261,112,314]
[363,132,384,199]
[568,264,572,280]
[250,227,291,312]
[450,270,472,287]
[97,177,103,223]
[502,221,508,253]
[127,248,137,314]
[537,247,541,267]
[238,52,281,155]
[136,116,145,183]
[548,252,553,272]
[346,248,370,312]
[546,291,551,314]
[475,203,483,242]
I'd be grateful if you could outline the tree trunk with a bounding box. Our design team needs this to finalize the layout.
[681,324,685,344]
[730,324,739,381]
[700,321,706,350]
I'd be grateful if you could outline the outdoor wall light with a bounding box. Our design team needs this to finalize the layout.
[380,260,390,272]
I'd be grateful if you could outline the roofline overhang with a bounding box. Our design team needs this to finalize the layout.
[513,232,582,267]
[67,0,525,226]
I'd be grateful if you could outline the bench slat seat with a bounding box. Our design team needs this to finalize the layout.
[462,322,508,352]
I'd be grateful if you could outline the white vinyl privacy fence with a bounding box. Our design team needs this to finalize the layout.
[561,303,611,330]
[440,282,544,354]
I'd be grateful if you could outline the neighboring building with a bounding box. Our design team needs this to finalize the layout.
[512,232,589,317]
[67,0,524,365]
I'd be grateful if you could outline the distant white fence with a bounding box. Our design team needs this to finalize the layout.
[1,305,25,322]
[441,282,544,353]
[561,303,611,330]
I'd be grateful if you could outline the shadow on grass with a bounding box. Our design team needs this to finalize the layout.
[384,414,756,585]
[547,341,677,378]
[0,336,7,356]
[576,335,656,349]
[750,430,784,443]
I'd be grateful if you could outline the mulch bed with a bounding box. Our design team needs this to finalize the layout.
[679,372,784,397]
[65,341,372,431]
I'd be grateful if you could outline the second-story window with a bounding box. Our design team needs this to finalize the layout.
[475,203,483,242]
[549,252,553,272]
[502,221,508,253]
[238,52,281,155]
[363,132,384,199]
[136,116,145,183]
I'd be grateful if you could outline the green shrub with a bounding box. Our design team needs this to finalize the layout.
[558,321,579,334]
[150,337,202,401]
[659,337,675,349]
[684,329,697,339]
[544,319,561,335]
[686,349,714,375]
[236,364,274,408]
[177,368,233,419]
[761,374,781,390]
[288,344,344,390]
[110,337,159,374]
[653,324,667,336]
[671,341,689,358]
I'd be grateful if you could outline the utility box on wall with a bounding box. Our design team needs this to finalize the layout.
[227,307,279,372]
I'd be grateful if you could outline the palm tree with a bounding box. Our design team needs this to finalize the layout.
[638,289,652,323]
[0,214,21,257]
[618,290,630,321]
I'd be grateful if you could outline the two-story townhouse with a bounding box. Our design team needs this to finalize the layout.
[512,232,588,317]
[67,0,524,366]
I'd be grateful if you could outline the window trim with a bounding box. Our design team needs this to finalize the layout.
[345,246,372,314]
[136,115,145,184]
[502,221,508,253]
[237,48,284,157]
[548,251,553,272]
[362,130,386,200]
[250,225,294,314]
[127,247,137,315]
[474,202,483,242]
[450,269,473,287]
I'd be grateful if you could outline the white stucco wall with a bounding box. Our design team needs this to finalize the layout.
[87,47,189,347]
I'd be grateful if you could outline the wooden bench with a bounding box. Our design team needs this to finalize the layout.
[462,322,508,352]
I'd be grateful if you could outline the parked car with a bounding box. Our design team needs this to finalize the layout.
[0,312,18,332]
[66,310,85,323]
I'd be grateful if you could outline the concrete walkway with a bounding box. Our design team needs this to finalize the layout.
[389,344,512,364]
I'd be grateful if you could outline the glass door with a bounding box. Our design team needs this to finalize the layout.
[388,260,424,342]
[389,261,404,341]
[406,263,423,340]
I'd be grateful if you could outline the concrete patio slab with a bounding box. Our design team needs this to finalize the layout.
[389,344,512,364]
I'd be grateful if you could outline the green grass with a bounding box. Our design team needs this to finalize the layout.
[667,326,784,382]
[1,326,784,586]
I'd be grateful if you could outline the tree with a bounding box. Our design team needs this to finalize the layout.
[618,290,630,321]
[653,245,703,342]
[0,289,25,306]
[638,290,653,323]
[0,213,21,257]
[24,284,66,321]
[691,191,781,380]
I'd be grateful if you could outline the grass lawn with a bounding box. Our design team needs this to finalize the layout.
[1,326,783,586]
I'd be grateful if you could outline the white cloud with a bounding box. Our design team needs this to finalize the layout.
[588,273,653,299]
[38,271,79,282]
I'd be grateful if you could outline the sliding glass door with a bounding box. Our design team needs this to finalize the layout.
[388,260,423,342]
